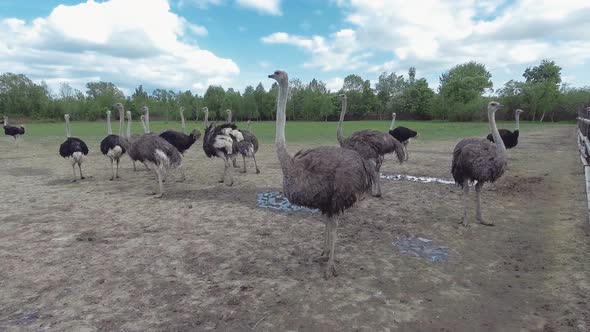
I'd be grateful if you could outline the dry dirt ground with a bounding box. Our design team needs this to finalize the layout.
[1,126,589,331]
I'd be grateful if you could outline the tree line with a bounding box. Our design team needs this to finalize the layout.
[1,59,588,123]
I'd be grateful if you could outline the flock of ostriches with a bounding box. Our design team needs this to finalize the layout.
[2,70,524,279]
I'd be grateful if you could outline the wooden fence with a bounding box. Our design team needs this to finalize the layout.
[576,107,590,222]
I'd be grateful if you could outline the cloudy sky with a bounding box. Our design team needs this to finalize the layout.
[0,0,589,96]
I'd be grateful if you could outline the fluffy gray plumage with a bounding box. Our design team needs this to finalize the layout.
[128,134,182,197]
[269,70,376,279]
[237,129,260,173]
[337,95,405,197]
[451,101,507,227]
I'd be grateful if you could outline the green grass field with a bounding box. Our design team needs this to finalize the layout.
[18,119,571,145]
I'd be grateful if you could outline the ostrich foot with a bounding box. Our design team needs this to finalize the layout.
[116,175,120,179]
[225,180,234,187]
[154,193,163,198]
[80,176,86,180]
[477,219,495,226]
[218,179,224,183]
[109,178,114,181]
[459,220,470,228]
[324,261,337,279]
[71,179,77,183]
[372,193,382,198]
[255,169,260,174]
[239,169,247,174]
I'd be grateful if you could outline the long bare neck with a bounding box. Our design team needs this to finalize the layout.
[118,110,124,136]
[65,119,71,138]
[248,122,252,132]
[489,110,506,155]
[515,111,520,131]
[3,116,7,125]
[204,110,209,127]
[126,115,131,138]
[145,110,151,133]
[180,109,186,134]
[141,117,147,134]
[336,97,347,145]
[107,113,112,135]
[226,111,232,123]
[275,80,291,169]
[390,114,396,130]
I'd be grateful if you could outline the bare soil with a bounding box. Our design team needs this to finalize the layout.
[0,127,589,331]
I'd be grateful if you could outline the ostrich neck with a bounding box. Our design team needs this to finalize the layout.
[515,112,520,131]
[489,109,506,156]
[336,98,347,145]
[226,111,232,123]
[126,116,131,138]
[204,110,209,127]
[118,110,124,136]
[65,119,71,138]
[180,110,186,134]
[107,113,112,135]
[275,81,291,170]
[141,118,147,134]
[390,115,396,130]
[145,110,151,133]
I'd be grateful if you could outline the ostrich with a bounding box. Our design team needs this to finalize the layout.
[59,114,89,182]
[486,109,524,149]
[3,116,25,148]
[159,107,202,155]
[202,121,238,186]
[452,101,507,227]
[202,107,209,127]
[226,109,260,174]
[336,94,405,197]
[100,108,126,180]
[269,70,376,279]
[389,112,418,161]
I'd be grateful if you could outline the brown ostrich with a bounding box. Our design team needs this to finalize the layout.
[452,101,507,227]
[336,94,405,197]
[269,70,376,279]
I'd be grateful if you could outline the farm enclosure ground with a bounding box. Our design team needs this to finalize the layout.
[0,124,589,331]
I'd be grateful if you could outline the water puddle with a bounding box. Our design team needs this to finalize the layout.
[392,235,450,262]
[257,191,319,213]
[381,173,455,185]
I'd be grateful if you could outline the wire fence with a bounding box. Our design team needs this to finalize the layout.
[575,106,590,222]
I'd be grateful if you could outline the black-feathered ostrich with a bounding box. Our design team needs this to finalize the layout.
[452,101,507,227]
[336,94,405,197]
[100,107,126,180]
[225,109,260,174]
[59,114,89,182]
[203,121,239,186]
[269,70,376,279]
[3,116,25,148]
[159,107,202,155]
[486,109,524,149]
[389,112,418,161]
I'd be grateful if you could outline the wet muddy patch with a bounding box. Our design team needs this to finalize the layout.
[257,191,319,213]
[392,235,450,262]
[381,173,455,185]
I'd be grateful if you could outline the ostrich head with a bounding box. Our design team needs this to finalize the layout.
[126,110,132,120]
[202,107,208,112]
[64,114,70,121]
[488,101,503,113]
[106,110,111,117]
[141,106,149,113]
[114,103,124,112]
[190,128,202,140]
[268,70,288,85]
[140,114,145,121]
[180,106,185,112]
[339,93,347,100]
[516,109,524,114]
[247,120,251,125]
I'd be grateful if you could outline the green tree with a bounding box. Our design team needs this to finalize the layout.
[439,61,492,121]
[203,85,226,120]
[522,59,562,121]
[401,78,434,119]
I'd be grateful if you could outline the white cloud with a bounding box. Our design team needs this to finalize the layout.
[325,77,344,92]
[0,0,238,94]
[236,0,281,15]
[262,29,370,71]
[263,0,590,85]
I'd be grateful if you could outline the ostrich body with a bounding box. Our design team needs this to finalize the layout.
[270,70,375,279]
[59,114,89,182]
[160,107,201,154]
[388,113,417,161]
[100,108,126,180]
[121,107,144,171]
[452,101,507,227]
[337,94,404,197]
[3,116,25,148]
[226,110,260,174]
[486,109,523,149]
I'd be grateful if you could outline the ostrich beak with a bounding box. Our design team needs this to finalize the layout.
[268,73,276,79]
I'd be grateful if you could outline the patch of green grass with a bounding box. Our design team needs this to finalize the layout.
[20,119,571,146]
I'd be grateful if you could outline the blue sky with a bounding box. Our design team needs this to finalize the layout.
[0,0,589,96]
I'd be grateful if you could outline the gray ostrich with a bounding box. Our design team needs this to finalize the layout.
[336,94,405,197]
[452,101,507,227]
[269,70,376,279]
[122,107,143,171]
[226,109,260,174]
[127,133,183,198]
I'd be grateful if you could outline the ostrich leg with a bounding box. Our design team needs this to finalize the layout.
[460,183,470,227]
[324,216,338,279]
[373,159,383,197]
[71,164,77,182]
[231,155,239,168]
[177,163,186,182]
[240,155,247,173]
[115,159,120,178]
[153,169,164,198]
[223,156,234,186]
[133,161,137,171]
[78,163,85,180]
[475,182,494,226]
[403,141,409,161]
[252,154,260,174]
[109,159,115,181]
